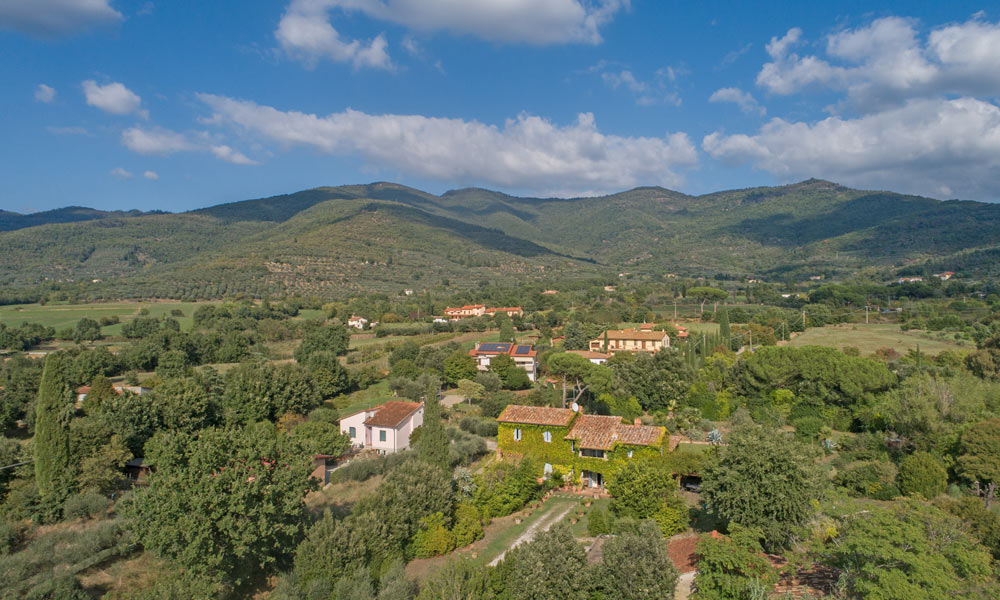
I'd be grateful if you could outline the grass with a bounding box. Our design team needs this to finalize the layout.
[787,323,969,356]
[0,300,217,334]
[332,380,394,415]
[474,494,579,566]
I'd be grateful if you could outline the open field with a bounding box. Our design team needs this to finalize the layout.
[786,323,970,355]
[0,301,216,333]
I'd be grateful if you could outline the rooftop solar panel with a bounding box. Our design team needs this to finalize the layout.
[478,343,509,352]
[516,345,531,354]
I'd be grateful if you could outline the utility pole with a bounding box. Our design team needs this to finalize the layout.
[673,300,677,321]
[865,305,869,324]
[802,310,807,329]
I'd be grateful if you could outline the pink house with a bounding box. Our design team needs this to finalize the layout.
[339,401,424,454]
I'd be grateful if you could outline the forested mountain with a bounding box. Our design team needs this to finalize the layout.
[2,179,999,299]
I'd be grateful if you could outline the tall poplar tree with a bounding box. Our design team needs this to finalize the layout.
[417,393,449,470]
[34,353,76,511]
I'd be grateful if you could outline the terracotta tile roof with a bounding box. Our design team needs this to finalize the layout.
[363,401,422,428]
[470,342,537,358]
[567,414,665,449]
[497,405,575,427]
[566,350,611,360]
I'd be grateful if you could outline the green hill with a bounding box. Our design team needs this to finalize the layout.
[1,179,999,299]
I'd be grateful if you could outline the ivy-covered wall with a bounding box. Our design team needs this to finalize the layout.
[497,422,665,483]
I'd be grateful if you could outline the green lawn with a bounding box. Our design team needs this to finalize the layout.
[0,301,216,334]
[332,380,395,415]
[475,494,580,566]
[787,323,969,356]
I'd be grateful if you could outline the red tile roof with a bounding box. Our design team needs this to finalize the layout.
[567,414,664,449]
[497,405,575,427]
[363,401,422,428]
[566,350,611,360]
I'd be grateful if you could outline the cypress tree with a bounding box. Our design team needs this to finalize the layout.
[34,353,76,511]
[416,394,449,470]
[719,308,731,344]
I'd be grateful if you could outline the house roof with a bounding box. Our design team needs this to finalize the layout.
[567,414,664,449]
[470,342,537,358]
[566,350,611,360]
[497,405,575,427]
[363,401,423,428]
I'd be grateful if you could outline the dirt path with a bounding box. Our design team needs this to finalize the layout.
[488,503,575,566]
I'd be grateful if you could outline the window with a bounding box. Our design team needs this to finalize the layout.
[581,448,605,459]
[543,431,552,443]
[348,426,356,438]
[514,428,522,441]
[627,450,633,458]
[379,430,386,442]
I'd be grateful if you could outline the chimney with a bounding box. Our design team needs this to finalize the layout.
[634,418,642,426]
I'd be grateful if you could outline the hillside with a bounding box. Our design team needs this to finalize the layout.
[2,179,999,299]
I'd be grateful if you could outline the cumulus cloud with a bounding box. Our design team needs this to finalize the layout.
[34,84,56,103]
[276,1,391,69]
[277,0,626,65]
[121,126,194,154]
[210,145,258,165]
[703,97,1000,200]
[709,87,765,115]
[757,16,1000,112]
[590,61,683,106]
[82,80,147,118]
[197,92,697,194]
[0,0,121,37]
[110,166,132,179]
[143,170,159,180]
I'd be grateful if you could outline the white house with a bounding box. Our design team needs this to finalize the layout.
[468,342,538,381]
[347,315,368,329]
[565,350,611,365]
[339,401,424,454]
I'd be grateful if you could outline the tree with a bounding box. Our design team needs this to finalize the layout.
[77,434,132,495]
[898,452,947,498]
[222,361,320,424]
[691,525,778,600]
[700,425,825,549]
[121,426,318,586]
[547,352,608,409]
[592,520,679,600]
[687,287,728,314]
[73,318,102,343]
[82,373,116,414]
[289,420,351,457]
[416,394,449,470]
[958,419,1000,485]
[718,308,731,348]
[611,350,691,413]
[607,457,688,536]
[334,569,375,600]
[305,351,352,398]
[488,354,530,390]
[34,353,76,512]
[822,500,997,599]
[455,379,485,405]
[563,321,589,350]
[416,558,491,600]
[378,559,417,600]
[503,522,586,600]
[294,323,350,363]
[443,352,478,386]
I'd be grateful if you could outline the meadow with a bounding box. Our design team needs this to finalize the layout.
[786,323,969,355]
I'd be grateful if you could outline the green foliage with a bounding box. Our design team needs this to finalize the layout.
[610,350,692,413]
[591,520,679,600]
[33,353,76,513]
[304,351,352,398]
[700,425,826,549]
[121,426,317,586]
[221,361,320,424]
[958,418,1000,484]
[416,558,491,600]
[450,502,484,548]
[289,420,351,457]
[898,452,948,498]
[443,352,478,385]
[692,525,778,600]
[61,491,111,520]
[502,522,586,600]
[473,459,542,520]
[412,512,454,558]
[334,568,375,600]
[608,458,688,536]
[488,354,530,390]
[587,507,612,536]
[416,394,449,470]
[294,323,350,363]
[77,434,132,495]
[834,460,899,499]
[823,500,998,599]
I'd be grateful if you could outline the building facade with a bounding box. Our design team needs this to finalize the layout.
[589,328,670,355]
[469,342,538,381]
[339,401,424,454]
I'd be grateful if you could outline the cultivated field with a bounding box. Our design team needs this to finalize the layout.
[0,301,216,333]
[786,323,969,355]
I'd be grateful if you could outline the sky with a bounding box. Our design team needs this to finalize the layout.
[2,0,1000,213]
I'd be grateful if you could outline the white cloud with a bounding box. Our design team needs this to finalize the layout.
[0,0,121,37]
[143,170,159,180]
[703,97,1000,200]
[121,126,194,154]
[709,87,765,115]
[601,70,647,94]
[197,92,697,194]
[110,166,132,179]
[757,17,1000,111]
[277,0,627,63]
[34,84,56,103]
[276,1,392,69]
[210,145,258,165]
[82,80,148,118]
[591,61,683,106]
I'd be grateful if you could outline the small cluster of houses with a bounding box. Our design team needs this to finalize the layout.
[442,304,524,320]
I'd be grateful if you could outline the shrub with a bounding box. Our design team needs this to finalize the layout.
[587,508,612,536]
[791,416,826,440]
[834,461,899,500]
[0,519,25,554]
[63,492,111,520]
[451,503,484,548]
[898,452,948,498]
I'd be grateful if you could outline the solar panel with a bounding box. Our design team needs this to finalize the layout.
[516,345,531,354]
[478,343,508,352]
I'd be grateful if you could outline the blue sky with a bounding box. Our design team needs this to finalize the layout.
[2,0,999,212]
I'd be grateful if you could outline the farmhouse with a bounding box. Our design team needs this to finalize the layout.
[496,404,666,489]
[469,342,538,381]
[347,315,368,329]
[565,349,611,365]
[339,401,424,454]
[444,304,523,319]
[484,306,524,318]
[589,328,670,355]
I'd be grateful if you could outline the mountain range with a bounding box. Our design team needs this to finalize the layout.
[2,179,998,299]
